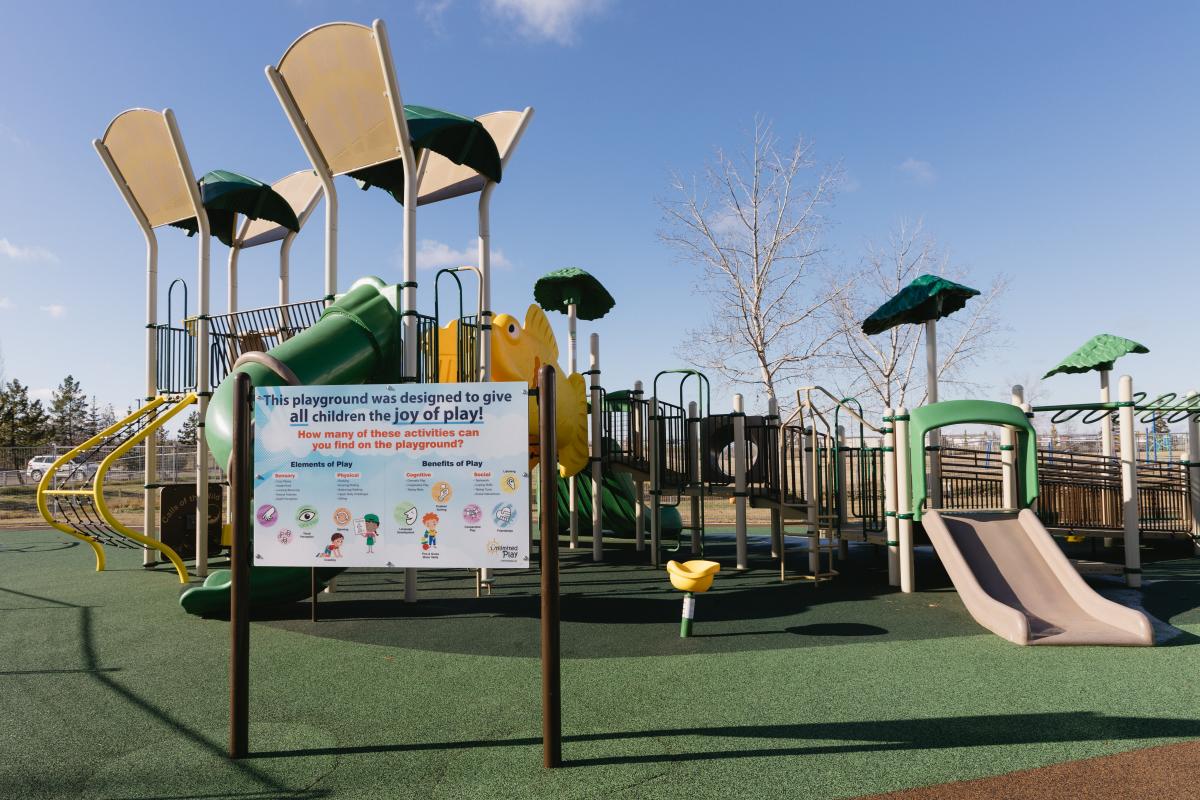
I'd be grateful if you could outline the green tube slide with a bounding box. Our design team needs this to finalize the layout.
[557,468,682,539]
[180,277,403,616]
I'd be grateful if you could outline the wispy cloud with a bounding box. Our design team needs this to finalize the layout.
[710,209,745,238]
[31,387,53,403]
[419,0,454,34]
[0,237,57,263]
[897,157,936,185]
[39,304,66,318]
[0,124,26,149]
[414,239,513,271]
[485,0,608,45]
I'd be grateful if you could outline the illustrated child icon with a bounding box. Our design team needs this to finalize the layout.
[421,512,440,551]
[360,513,380,554]
[318,532,345,560]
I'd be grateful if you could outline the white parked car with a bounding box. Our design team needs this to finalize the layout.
[26,455,98,481]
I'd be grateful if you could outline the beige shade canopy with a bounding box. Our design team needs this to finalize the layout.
[417,110,529,206]
[101,109,195,228]
[276,22,401,178]
[237,170,324,249]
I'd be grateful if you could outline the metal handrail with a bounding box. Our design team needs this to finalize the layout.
[434,266,484,382]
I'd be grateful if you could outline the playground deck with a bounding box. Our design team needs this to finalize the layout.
[3,528,1199,800]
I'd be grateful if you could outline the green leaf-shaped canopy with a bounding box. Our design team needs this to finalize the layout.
[534,267,616,321]
[171,170,300,248]
[861,274,981,336]
[1043,334,1149,378]
[350,105,502,203]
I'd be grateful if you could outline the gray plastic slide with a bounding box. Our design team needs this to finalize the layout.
[922,509,1153,646]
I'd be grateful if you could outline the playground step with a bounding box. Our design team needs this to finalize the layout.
[608,463,650,481]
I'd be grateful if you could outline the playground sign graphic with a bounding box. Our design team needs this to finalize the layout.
[252,382,530,569]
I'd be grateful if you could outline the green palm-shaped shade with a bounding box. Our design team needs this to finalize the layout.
[1043,334,1149,378]
[171,170,300,247]
[534,268,615,321]
[350,105,502,203]
[861,274,981,335]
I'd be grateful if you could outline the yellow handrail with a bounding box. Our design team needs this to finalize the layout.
[36,397,171,572]
[36,395,198,582]
[93,394,197,583]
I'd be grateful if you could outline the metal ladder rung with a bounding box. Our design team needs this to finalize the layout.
[42,490,95,496]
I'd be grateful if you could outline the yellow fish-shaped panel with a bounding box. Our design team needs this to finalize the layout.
[491,305,589,478]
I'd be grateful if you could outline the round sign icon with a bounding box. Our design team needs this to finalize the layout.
[492,502,517,528]
[499,472,520,494]
[276,529,294,544]
[332,507,352,527]
[295,505,320,528]
[256,504,278,527]
[462,503,483,525]
[394,501,418,526]
[431,481,453,504]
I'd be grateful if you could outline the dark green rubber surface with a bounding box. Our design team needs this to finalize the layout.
[4,528,1200,800]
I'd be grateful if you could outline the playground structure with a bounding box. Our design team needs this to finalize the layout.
[38,20,536,594]
[583,378,1169,644]
[36,17,1197,648]
[595,375,1200,570]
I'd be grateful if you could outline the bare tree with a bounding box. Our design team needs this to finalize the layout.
[829,220,1007,414]
[658,118,844,408]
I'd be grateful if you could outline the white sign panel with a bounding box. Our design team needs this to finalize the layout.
[252,383,530,569]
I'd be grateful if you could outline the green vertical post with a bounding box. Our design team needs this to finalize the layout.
[680,591,695,637]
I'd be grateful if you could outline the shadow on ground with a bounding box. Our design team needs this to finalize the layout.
[246,711,1200,768]
[250,535,1200,658]
[252,540,980,657]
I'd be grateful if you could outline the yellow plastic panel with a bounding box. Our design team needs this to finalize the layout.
[418,110,526,205]
[102,109,194,228]
[240,170,323,248]
[277,23,401,177]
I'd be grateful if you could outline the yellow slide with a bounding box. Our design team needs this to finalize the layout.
[37,394,197,582]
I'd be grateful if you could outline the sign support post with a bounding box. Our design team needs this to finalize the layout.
[538,365,561,768]
[229,372,252,759]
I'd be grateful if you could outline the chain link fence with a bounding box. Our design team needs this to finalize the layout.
[0,444,222,527]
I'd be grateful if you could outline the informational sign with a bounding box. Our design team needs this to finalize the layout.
[252,382,530,569]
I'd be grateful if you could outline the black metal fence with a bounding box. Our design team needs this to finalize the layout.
[940,446,1005,510]
[844,446,885,532]
[742,416,780,502]
[1036,450,1121,530]
[208,299,326,387]
[651,398,691,492]
[935,445,1192,534]
[156,326,196,394]
[778,425,808,507]
[448,316,482,382]
[603,391,649,474]
[1138,459,1191,533]
[404,313,440,384]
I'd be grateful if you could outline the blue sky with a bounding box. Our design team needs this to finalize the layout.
[0,1,1196,417]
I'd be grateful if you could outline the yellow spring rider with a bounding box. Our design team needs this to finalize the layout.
[666,560,721,637]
